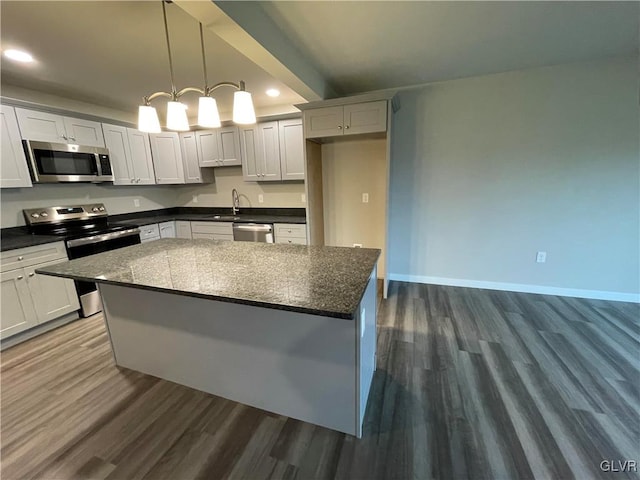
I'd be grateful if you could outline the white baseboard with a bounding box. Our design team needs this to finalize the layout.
[388,274,640,303]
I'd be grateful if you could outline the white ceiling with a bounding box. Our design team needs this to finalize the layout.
[0,1,637,118]
[0,1,305,120]
[258,1,639,95]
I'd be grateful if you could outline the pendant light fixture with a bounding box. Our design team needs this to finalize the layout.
[138,1,256,133]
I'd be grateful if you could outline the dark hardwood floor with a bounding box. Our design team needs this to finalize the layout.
[1,282,638,479]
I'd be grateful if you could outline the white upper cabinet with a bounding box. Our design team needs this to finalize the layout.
[103,124,132,185]
[278,119,304,181]
[179,132,214,184]
[15,107,105,147]
[102,124,155,185]
[196,126,241,167]
[149,132,185,184]
[126,128,156,184]
[0,105,32,188]
[304,101,387,139]
[62,116,105,147]
[241,119,305,182]
[304,106,344,138]
[342,101,387,136]
[260,122,282,181]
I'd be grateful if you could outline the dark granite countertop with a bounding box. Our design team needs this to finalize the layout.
[1,207,306,252]
[111,213,307,227]
[1,227,62,252]
[36,238,379,320]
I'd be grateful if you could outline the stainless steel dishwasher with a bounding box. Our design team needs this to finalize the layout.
[232,223,274,243]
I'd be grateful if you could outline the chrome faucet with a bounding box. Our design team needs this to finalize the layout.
[232,188,240,215]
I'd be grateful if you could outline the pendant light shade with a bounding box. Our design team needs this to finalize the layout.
[198,96,221,128]
[233,90,256,125]
[166,101,189,131]
[138,105,161,133]
[138,2,256,132]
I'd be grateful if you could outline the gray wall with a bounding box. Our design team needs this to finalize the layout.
[1,184,178,228]
[388,56,639,297]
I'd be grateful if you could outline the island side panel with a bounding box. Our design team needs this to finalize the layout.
[356,265,378,437]
[99,284,358,436]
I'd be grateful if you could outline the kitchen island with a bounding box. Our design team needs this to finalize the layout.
[37,239,379,437]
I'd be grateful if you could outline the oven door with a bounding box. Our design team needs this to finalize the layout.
[66,228,140,317]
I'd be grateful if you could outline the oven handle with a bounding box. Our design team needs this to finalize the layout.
[66,228,140,248]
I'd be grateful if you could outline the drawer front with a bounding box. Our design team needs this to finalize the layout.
[139,224,160,241]
[192,232,234,242]
[191,222,233,235]
[275,237,307,245]
[274,223,306,238]
[1,242,67,272]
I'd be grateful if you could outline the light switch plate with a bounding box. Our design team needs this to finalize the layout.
[301,194,306,203]
[362,193,369,203]
[133,198,140,207]
[258,194,264,203]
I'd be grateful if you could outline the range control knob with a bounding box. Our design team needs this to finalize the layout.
[40,212,48,217]
[30,213,40,218]
[92,207,99,212]
[98,206,105,211]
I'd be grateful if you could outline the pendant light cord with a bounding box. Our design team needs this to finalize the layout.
[161,1,177,99]
[199,23,209,93]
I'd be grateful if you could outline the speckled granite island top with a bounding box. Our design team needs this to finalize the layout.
[37,239,380,319]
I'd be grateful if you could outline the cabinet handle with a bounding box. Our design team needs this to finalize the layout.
[288,240,292,243]
[287,230,292,233]
[131,178,135,183]
[61,134,68,140]
[17,275,23,280]
[345,125,350,130]
[338,125,343,130]
[18,256,23,261]
[69,136,76,141]
[28,272,35,277]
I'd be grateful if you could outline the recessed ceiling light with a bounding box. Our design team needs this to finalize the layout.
[266,89,280,98]
[4,49,34,63]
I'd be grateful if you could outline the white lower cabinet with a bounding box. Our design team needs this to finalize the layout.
[176,221,192,239]
[274,223,308,245]
[191,222,233,241]
[0,242,79,340]
[159,221,176,238]
[139,224,161,243]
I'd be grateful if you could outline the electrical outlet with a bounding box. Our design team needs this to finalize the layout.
[536,251,547,263]
[362,193,369,203]
[301,193,306,203]
[133,198,140,207]
[353,243,362,248]
[192,194,198,204]
[258,194,264,203]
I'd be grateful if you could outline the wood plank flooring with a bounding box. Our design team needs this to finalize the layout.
[1,282,638,479]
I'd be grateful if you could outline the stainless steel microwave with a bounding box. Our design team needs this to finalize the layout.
[24,140,114,183]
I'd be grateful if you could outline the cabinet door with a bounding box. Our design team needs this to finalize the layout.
[0,105,32,188]
[259,122,282,181]
[26,262,79,324]
[278,119,304,181]
[103,124,133,185]
[176,221,192,239]
[179,133,203,183]
[304,106,344,138]
[240,126,261,181]
[196,130,220,167]
[15,107,66,143]
[0,268,38,339]
[159,221,176,238]
[127,129,156,185]
[63,117,105,147]
[218,126,242,166]
[149,132,185,184]
[343,101,387,135]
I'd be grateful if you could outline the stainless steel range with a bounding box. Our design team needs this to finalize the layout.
[23,204,141,317]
